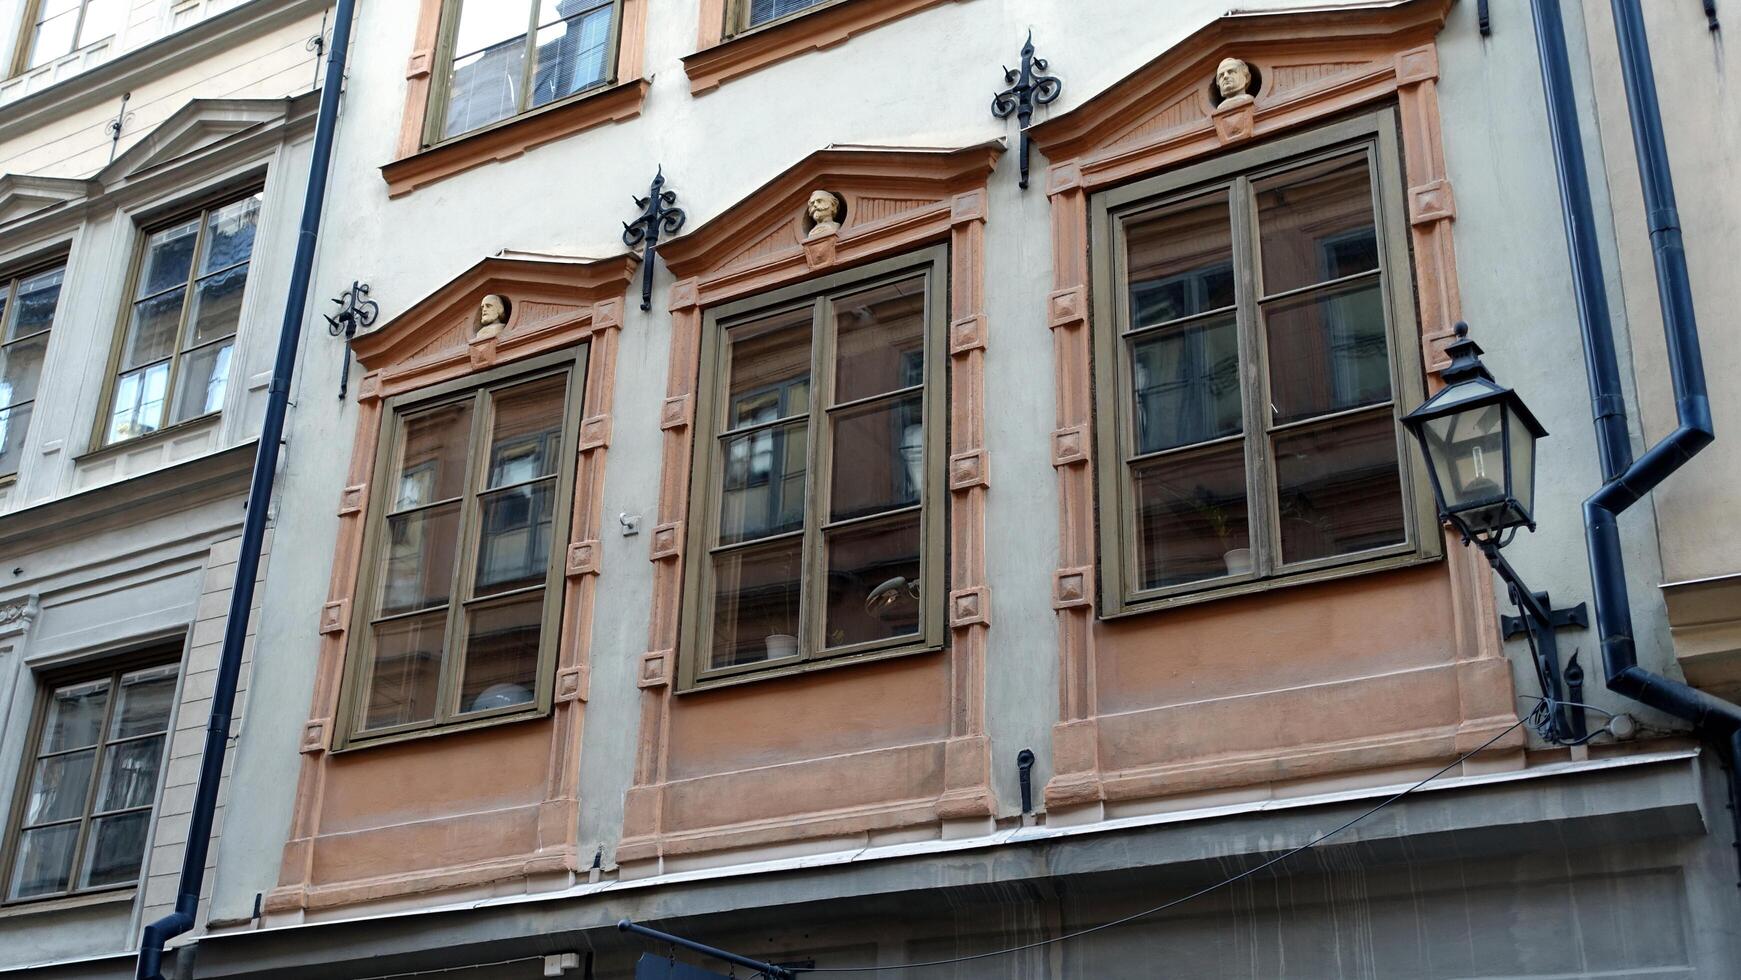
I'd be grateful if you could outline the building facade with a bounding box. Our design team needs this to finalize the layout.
[2,1,1738,977]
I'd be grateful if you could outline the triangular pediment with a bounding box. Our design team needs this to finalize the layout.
[100,98,292,182]
[1030,0,1451,162]
[351,252,637,381]
[658,142,1002,281]
[0,174,93,226]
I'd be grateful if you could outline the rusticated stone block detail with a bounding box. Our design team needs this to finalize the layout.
[592,297,623,332]
[1410,178,1456,226]
[1048,286,1087,330]
[566,540,601,577]
[1394,44,1439,87]
[555,665,587,702]
[357,371,383,402]
[660,394,693,431]
[949,313,987,355]
[949,449,988,492]
[1045,771,1105,808]
[648,521,684,561]
[1212,94,1255,144]
[949,587,990,628]
[950,189,986,225]
[668,278,701,311]
[300,719,327,754]
[1047,162,1084,196]
[638,649,673,688]
[1052,425,1089,467]
[579,414,612,450]
[803,233,838,270]
[1052,567,1093,609]
[318,600,348,635]
[337,484,366,516]
[466,332,499,370]
[405,50,432,80]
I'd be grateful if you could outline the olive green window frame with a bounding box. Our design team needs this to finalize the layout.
[679,247,949,692]
[91,186,263,452]
[422,0,624,149]
[723,0,841,38]
[0,644,181,906]
[0,254,67,487]
[333,346,587,751]
[1090,108,1440,619]
[7,0,115,78]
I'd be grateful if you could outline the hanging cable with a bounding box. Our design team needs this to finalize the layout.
[796,717,1527,974]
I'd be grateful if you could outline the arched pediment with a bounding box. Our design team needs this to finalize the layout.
[657,141,1002,285]
[1029,0,1451,177]
[350,251,636,400]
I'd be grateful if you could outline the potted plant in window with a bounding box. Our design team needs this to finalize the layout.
[760,553,800,661]
[1159,484,1250,577]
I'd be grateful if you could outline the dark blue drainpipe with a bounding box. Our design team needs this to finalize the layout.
[135,1,357,976]
[1529,0,1738,739]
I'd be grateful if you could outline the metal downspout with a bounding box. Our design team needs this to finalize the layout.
[1528,0,1737,737]
[134,1,358,977]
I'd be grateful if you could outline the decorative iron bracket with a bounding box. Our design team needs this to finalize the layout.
[325,281,378,400]
[991,31,1062,190]
[622,167,686,311]
[1499,590,1588,639]
[1478,0,1491,36]
[1706,0,1720,33]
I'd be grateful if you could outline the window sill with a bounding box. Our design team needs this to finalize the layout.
[330,701,550,754]
[683,0,964,94]
[73,411,220,464]
[0,885,135,918]
[1099,547,1443,621]
[382,77,650,199]
[680,639,944,694]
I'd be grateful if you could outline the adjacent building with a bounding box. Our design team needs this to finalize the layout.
[2,1,1738,977]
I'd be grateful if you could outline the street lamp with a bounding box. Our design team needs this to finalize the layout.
[1402,322,1583,742]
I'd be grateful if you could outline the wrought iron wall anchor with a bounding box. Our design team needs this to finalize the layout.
[1477,0,1491,36]
[991,31,1062,190]
[1499,590,1588,639]
[622,166,687,311]
[325,281,379,400]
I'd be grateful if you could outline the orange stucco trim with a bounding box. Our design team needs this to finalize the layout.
[266,253,636,916]
[684,0,965,94]
[388,0,648,197]
[1030,0,1515,813]
[619,142,1003,874]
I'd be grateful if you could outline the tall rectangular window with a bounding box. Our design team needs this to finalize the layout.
[340,351,584,746]
[10,0,123,74]
[430,0,620,144]
[681,249,946,688]
[1092,111,1435,615]
[102,191,261,446]
[4,658,178,902]
[0,261,63,480]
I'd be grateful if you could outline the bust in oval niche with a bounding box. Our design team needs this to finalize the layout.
[804,189,844,240]
[476,292,511,340]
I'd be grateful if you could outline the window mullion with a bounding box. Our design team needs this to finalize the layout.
[435,389,491,724]
[160,207,211,431]
[1230,175,1274,577]
[518,0,541,115]
[800,296,831,663]
[65,670,124,895]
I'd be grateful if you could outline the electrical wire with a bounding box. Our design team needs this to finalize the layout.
[349,954,548,980]
[795,716,1527,974]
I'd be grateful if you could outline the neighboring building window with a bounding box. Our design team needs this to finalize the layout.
[3,659,178,903]
[680,249,947,688]
[430,0,620,144]
[101,191,261,447]
[10,0,123,74]
[733,0,831,33]
[1092,111,1434,615]
[0,261,63,480]
[340,351,583,745]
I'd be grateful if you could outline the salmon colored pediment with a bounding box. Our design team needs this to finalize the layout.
[1028,0,1451,167]
[350,252,636,398]
[658,141,1002,283]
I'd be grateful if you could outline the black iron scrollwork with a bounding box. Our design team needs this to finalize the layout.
[622,167,687,312]
[991,31,1062,190]
[325,281,379,400]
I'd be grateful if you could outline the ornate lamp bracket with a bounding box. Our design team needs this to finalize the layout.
[991,31,1062,190]
[623,166,687,311]
[325,281,379,400]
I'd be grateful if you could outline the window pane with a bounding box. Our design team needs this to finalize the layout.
[170,340,231,424]
[43,678,110,753]
[380,501,462,615]
[1255,154,1378,296]
[473,481,556,596]
[79,811,149,890]
[122,290,186,369]
[453,0,530,55]
[0,403,32,479]
[137,219,200,298]
[94,736,165,812]
[186,265,249,347]
[110,665,177,739]
[1265,278,1390,424]
[457,592,542,713]
[1274,411,1406,564]
[1130,314,1241,454]
[107,361,170,442]
[726,307,811,430]
[530,3,612,109]
[1131,443,1251,589]
[832,276,925,403]
[719,420,806,545]
[199,195,262,273]
[393,400,474,509]
[486,375,565,489]
[747,0,827,27]
[442,0,529,141]
[824,512,920,650]
[78,0,125,45]
[0,331,49,408]
[24,749,94,824]
[829,393,922,522]
[364,611,446,730]
[1124,192,1235,329]
[7,266,65,340]
[709,538,802,671]
[7,824,78,899]
[28,11,78,68]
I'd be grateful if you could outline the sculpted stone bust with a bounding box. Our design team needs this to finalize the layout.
[1215,57,1253,101]
[477,293,508,339]
[805,189,842,239]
